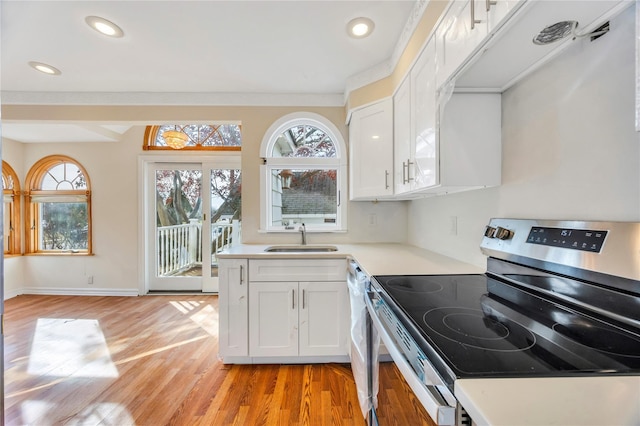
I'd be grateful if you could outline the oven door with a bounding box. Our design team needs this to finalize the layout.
[365,289,456,426]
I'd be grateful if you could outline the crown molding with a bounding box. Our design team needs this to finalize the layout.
[1,91,345,107]
[344,0,429,99]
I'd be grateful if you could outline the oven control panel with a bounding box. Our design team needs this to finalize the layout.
[526,226,608,253]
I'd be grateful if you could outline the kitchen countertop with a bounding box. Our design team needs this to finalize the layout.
[455,376,640,426]
[217,242,485,276]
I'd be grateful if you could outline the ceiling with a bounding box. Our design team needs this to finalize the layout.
[1,0,422,144]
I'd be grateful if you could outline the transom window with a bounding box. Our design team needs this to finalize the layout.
[25,155,92,254]
[144,124,242,151]
[260,113,347,232]
[3,161,21,255]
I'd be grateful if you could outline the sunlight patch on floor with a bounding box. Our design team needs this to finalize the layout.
[22,400,134,426]
[170,300,218,336]
[27,318,118,378]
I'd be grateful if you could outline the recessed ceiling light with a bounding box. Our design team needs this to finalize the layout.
[28,61,61,75]
[347,17,375,39]
[85,16,124,38]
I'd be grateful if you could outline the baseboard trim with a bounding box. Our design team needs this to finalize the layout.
[7,287,140,299]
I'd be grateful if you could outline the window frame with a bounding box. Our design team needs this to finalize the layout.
[25,155,93,255]
[260,112,347,233]
[143,124,242,151]
[3,161,21,255]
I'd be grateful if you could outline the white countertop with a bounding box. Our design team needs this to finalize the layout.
[455,376,640,426]
[217,242,485,276]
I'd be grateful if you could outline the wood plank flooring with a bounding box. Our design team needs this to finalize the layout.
[4,294,435,426]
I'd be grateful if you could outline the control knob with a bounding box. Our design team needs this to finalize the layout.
[494,226,513,240]
[484,226,496,238]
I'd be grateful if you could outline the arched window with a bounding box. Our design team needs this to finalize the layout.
[143,124,242,151]
[2,161,21,255]
[260,112,347,232]
[25,155,92,254]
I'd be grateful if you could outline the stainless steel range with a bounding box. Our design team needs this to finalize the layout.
[365,218,640,425]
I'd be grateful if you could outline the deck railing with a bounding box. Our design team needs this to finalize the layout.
[157,220,239,276]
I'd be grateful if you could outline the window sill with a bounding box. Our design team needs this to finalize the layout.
[25,252,94,256]
[258,229,347,234]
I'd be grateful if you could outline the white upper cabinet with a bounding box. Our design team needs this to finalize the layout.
[436,0,488,88]
[431,93,502,195]
[349,98,394,200]
[486,0,521,32]
[394,38,438,196]
[393,76,412,194]
[410,39,438,191]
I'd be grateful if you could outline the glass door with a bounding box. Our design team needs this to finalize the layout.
[207,168,242,292]
[148,163,204,292]
[145,161,241,293]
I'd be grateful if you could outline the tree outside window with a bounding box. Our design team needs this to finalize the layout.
[25,156,92,254]
[261,113,347,232]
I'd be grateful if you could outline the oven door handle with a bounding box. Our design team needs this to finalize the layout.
[365,292,456,426]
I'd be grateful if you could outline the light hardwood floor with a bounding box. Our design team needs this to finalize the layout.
[4,295,435,426]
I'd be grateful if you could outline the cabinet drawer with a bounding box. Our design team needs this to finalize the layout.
[249,259,346,282]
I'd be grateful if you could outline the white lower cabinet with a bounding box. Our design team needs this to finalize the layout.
[218,258,249,357]
[249,280,348,357]
[219,257,349,363]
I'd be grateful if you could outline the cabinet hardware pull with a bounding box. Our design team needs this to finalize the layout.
[292,289,295,309]
[407,159,415,182]
[402,161,408,185]
[385,170,390,190]
[302,289,306,309]
[471,0,482,29]
[239,265,243,285]
[486,0,496,11]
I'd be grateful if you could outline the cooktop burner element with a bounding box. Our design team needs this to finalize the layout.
[552,322,640,358]
[423,307,536,352]
[385,277,443,294]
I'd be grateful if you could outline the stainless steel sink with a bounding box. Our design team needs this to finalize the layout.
[264,245,338,253]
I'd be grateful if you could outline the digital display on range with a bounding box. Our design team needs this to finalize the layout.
[526,227,608,252]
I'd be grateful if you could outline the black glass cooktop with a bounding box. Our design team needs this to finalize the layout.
[372,274,640,384]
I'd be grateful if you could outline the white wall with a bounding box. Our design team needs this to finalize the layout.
[2,107,407,297]
[408,5,640,267]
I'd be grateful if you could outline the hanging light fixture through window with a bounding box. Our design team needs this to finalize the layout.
[163,130,188,149]
[279,169,293,189]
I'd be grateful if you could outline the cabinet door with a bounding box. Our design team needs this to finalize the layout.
[487,0,522,32]
[218,259,248,357]
[393,76,412,194]
[411,39,438,190]
[249,282,298,357]
[437,93,501,191]
[298,281,349,357]
[349,98,394,200]
[436,0,488,87]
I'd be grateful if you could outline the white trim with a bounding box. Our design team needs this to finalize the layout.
[12,287,140,297]
[220,355,350,364]
[259,111,345,158]
[1,91,345,107]
[138,154,242,294]
[259,112,348,233]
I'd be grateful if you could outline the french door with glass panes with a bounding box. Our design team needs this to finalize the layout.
[145,161,241,292]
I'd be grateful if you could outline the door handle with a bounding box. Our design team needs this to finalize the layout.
[471,0,482,30]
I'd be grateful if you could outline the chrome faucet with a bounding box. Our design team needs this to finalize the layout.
[299,223,307,245]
